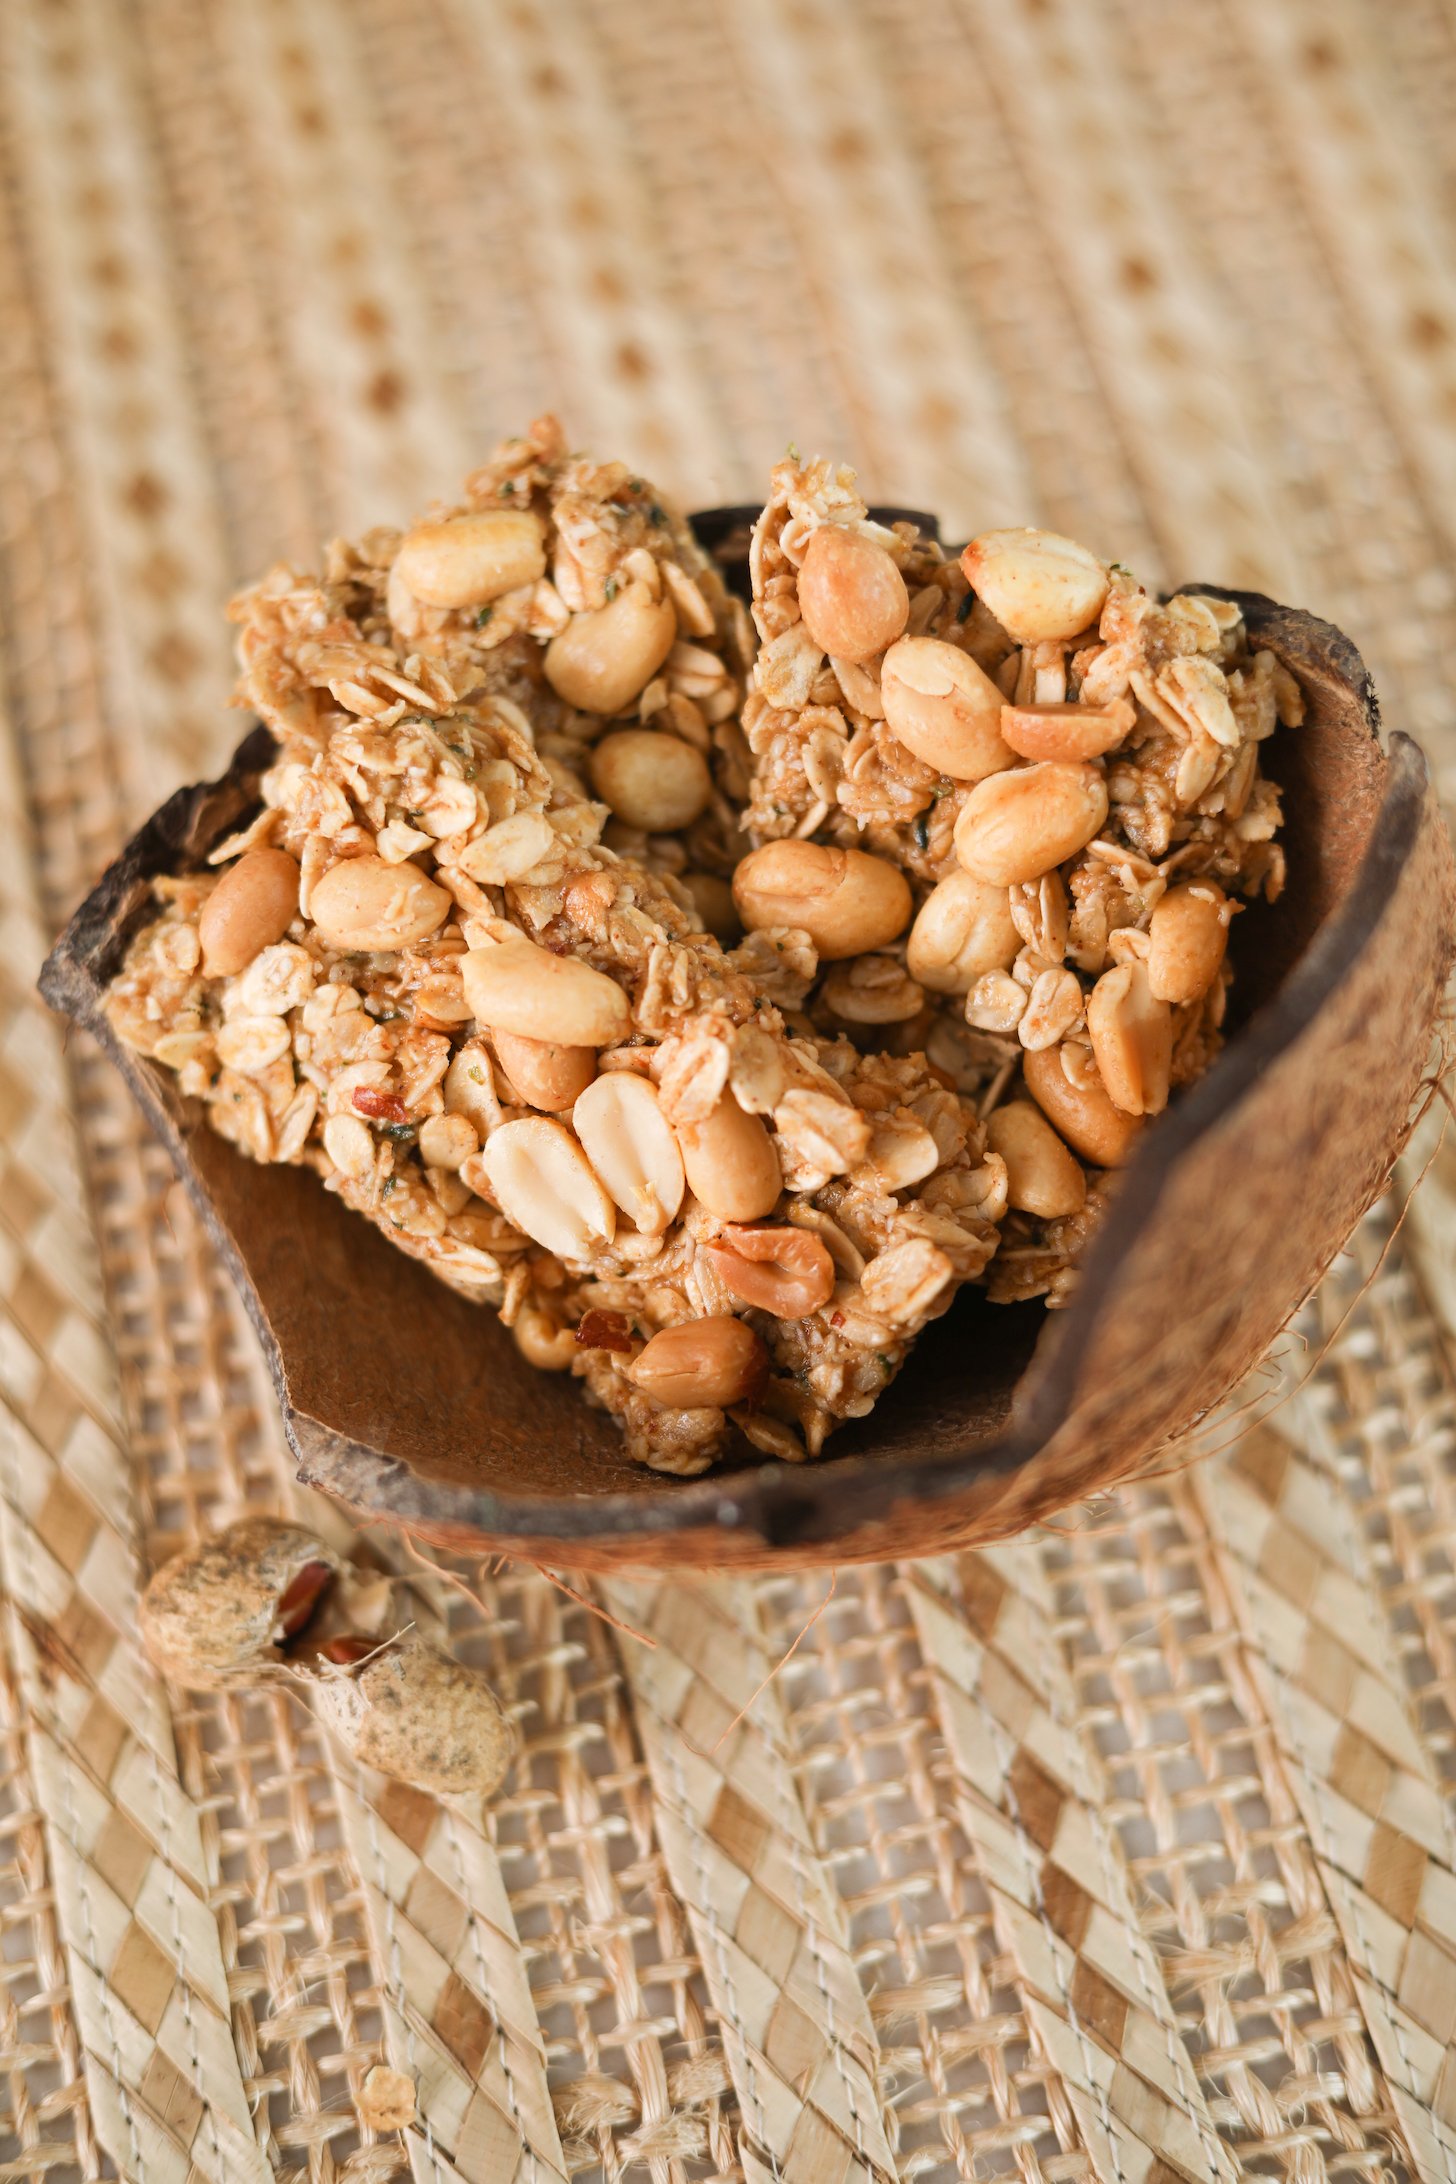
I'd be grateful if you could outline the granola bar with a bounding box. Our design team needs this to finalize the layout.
[737,454,1304,1304]
[106,423,1005,1473]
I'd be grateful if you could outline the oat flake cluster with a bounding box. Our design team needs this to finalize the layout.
[106,419,1303,1473]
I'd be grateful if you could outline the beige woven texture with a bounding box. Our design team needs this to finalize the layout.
[2,1,1455,2179]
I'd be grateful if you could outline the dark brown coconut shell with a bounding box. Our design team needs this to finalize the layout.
[40,535,1455,1570]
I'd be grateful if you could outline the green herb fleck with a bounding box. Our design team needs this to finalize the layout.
[956,592,976,623]
[913,810,931,853]
[876,1354,894,1376]
[647,503,667,528]
[381,1176,398,1199]
[626,476,645,494]
[383,1122,417,1143]
[604,576,618,602]
[474,605,494,628]
[499,478,515,496]
[786,440,801,462]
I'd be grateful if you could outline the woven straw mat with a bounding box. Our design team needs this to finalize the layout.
[3,2,1456,2180]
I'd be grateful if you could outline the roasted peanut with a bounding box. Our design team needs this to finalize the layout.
[478,1116,616,1260]
[960,528,1109,644]
[1000,696,1135,763]
[797,526,909,661]
[1148,881,1230,1004]
[953,762,1108,886]
[393,510,547,608]
[680,870,741,945]
[1022,1044,1143,1167]
[544,583,677,714]
[629,1318,769,1409]
[491,1028,597,1113]
[732,840,911,961]
[880,636,1012,781]
[417,1112,478,1170]
[573,1072,685,1234]
[443,1039,503,1137]
[704,1224,836,1319]
[199,848,300,975]
[309,855,451,953]
[675,1090,782,1222]
[589,729,712,831]
[986,1103,1086,1219]
[1086,961,1172,1115]
[462,938,632,1047]
[906,871,1021,995]
[512,1302,578,1371]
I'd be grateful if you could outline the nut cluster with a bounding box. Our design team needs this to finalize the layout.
[106,419,1301,1467]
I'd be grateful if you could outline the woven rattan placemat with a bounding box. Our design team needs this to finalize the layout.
[3,3,1456,2178]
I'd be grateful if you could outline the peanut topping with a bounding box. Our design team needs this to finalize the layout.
[1148,881,1231,1004]
[491,1030,597,1113]
[796,526,909,661]
[1000,697,1135,763]
[544,583,677,714]
[309,855,451,953]
[986,1103,1086,1220]
[733,840,911,961]
[462,938,632,1047]
[573,1073,685,1235]
[907,871,1021,995]
[478,1117,616,1261]
[630,1318,769,1410]
[953,763,1109,887]
[960,527,1109,644]
[675,1091,782,1223]
[705,1224,836,1319]
[1022,1045,1144,1168]
[393,510,547,609]
[1086,961,1173,1116]
[880,637,1011,781]
[590,729,712,831]
[199,848,299,976]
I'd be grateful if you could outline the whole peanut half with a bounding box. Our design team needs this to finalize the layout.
[198,847,300,976]
[1000,696,1135,763]
[462,938,632,1047]
[960,527,1109,644]
[392,510,547,609]
[675,1091,782,1222]
[907,871,1021,995]
[590,729,712,831]
[544,583,677,714]
[630,1318,769,1409]
[880,636,1012,780]
[309,855,451,953]
[1087,961,1173,1115]
[1148,881,1230,1004]
[953,762,1108,886]
[796,526,909,662]
[573,1072,685,1234]
[986,1102,1086,1219]
[491,1029,597,1113]
[478,1116,616,1261]
[732,840,911,961]
[704,1224,836,1319]
[1022,1044,1144,1167]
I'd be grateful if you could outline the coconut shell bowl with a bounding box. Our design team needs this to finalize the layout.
[40,509,1456,1572]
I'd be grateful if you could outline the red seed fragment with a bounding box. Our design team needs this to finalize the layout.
[354,1087,410,1124]
[831,1311,846,1329]
[275,1560,334,1639]
[576,1308,633,1353]
[321,1635,374,1666]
